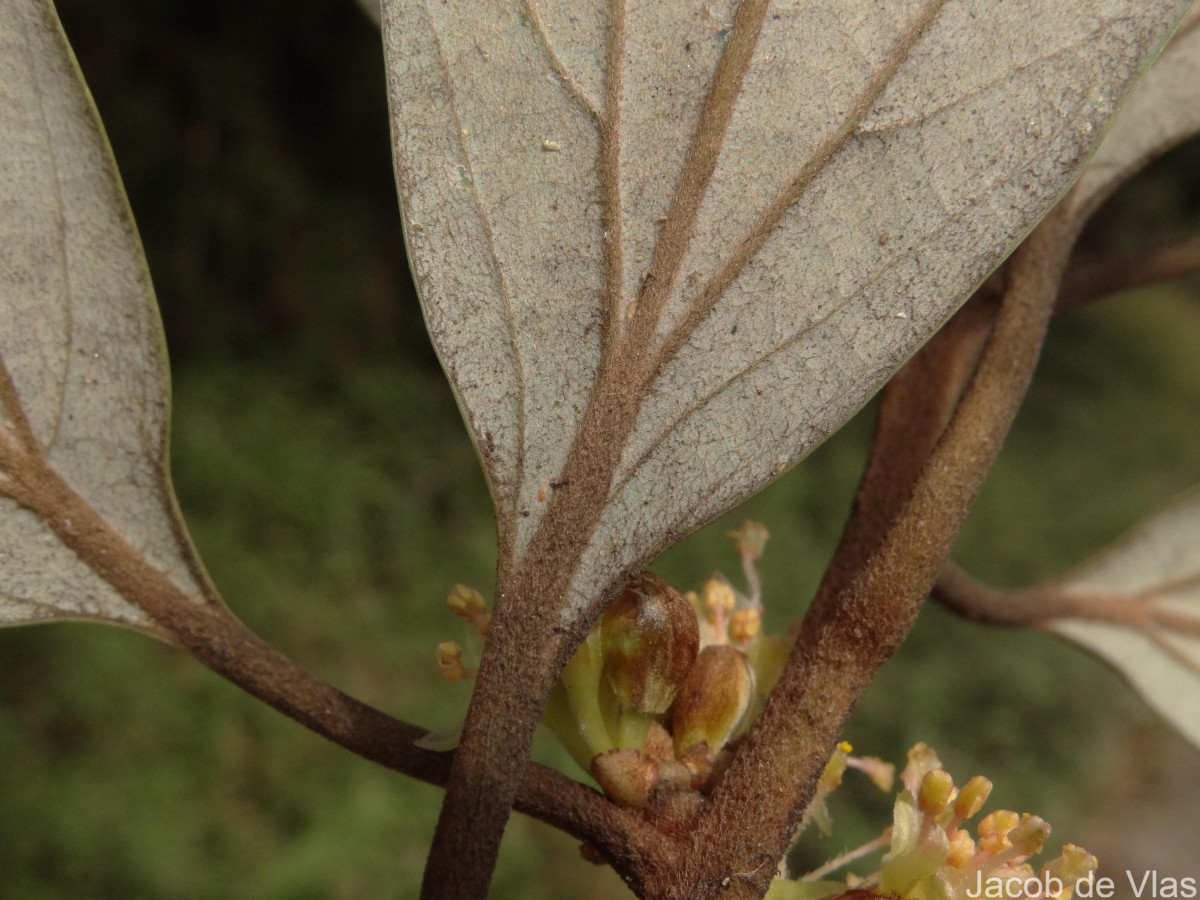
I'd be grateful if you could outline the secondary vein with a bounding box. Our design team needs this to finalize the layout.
[621,0,771,360]
[600,0,627,355]
[654,0,950,375]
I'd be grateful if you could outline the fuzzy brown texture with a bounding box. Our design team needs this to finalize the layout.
[671,645,754,758]
[1058,231,1200,313]
[418,2,774,893]
[0,411,670,877]
[627,209,1084,899]
[602,572,700,714]
[419,3,956,895]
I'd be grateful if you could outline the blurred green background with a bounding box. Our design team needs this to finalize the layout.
[1,1,1199,897]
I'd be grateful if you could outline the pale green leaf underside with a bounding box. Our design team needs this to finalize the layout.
[1050,489,1200,749]
[0,0,210,630]
[384,0,1190,619]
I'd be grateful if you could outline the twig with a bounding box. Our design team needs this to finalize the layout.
[1057,230,1200,313]
[665,206,1082,899]
[799,832,890,882]
[0,439,655,868]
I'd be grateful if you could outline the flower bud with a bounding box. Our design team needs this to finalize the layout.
[1042,844,1098,885]
[435,641,465,682]
[671,644,755,758]
[446,583,485,618]
[1008,813,1051,856]
[729,607,761,643]
[601,572,699,715]
[729,520,769,561]
[918,769,955,815]
[701,577,736,619]
[954,775,993,822]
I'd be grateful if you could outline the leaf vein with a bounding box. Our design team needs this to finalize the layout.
[856,27,1109,137]
[600,0,626,355]
[653,0,951,374]
[621,0,771,354]
[1147,626,1200,676]
[523,0,602,122]
[20,9,72,455]
[611,189,979,503]
[423,1,529,529]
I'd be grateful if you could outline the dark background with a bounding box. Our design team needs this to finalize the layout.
[1,1,1199,897]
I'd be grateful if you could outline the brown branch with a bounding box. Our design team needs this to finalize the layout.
[934,562,1200,642]
[1058,230,1200,313]
[0,439,654,866]
[931,561,1048,625]
[420,6,773,896]
[656,208,1082,899]
[821,276,1004,603]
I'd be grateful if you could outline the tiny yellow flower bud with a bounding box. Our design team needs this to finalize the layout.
[601,572,699,715]
[901,742,944,794]
[977,809,1020,838]
[435,641,465,682]
[729,607,761,643]
[446,583,485,618]
[729,520,770,561]
[954,775,993,822]
[977,832,1011,855]
[1042,844,1098,885]
[671,644,755,758]
[701,577,736,618]
[819,744,850,792]
[1008,814,1051,856]
[919,769,955,815]
[947,828,976,868]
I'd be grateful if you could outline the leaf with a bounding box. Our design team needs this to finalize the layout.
[382,0,1192,622]
[1048,489,1200,748]
[355,0,380,27]
[0,0,213,632]
[1068,4,1200,224]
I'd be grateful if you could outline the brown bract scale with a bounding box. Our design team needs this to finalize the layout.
[601,572,700,715]
[591,747,660,810]
[671,644,755,760]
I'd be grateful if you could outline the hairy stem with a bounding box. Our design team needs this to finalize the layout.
[1057,230,1200,313]
[656,209,1081,899]
[0,442,653,864]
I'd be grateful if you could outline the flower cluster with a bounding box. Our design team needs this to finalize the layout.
[767,743,1098,900]
[434,521,789,806]
[434,527,1097,900]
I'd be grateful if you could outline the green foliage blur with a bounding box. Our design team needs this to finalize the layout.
[1,1,1198,897]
